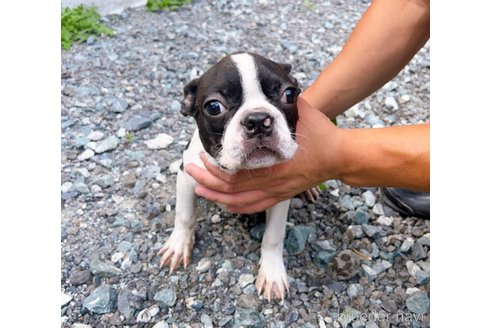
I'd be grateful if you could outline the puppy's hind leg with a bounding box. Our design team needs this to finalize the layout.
[158,169,197,273]
[256,199,290,301]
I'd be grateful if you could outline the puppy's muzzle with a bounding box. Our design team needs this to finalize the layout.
[241,112,274,139]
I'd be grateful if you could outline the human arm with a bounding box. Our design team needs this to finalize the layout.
[303,0,430,118]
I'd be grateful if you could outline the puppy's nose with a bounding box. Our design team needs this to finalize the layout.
[241,112,274,138]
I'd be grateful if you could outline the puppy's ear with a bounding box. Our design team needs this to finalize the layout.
[281,63,292,73]
[181,78,199,117]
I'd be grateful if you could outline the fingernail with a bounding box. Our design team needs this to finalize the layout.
[195,186,204,196]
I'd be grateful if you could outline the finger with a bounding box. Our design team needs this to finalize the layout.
[200,152,280,185]
[226,197,280,214]
[185,163,238,193]
[195,184,268,208]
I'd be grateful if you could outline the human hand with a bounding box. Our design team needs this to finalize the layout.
[184,96,343,213]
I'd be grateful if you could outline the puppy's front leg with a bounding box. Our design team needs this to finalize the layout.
[158,169,197,272]
[256,199,290,301]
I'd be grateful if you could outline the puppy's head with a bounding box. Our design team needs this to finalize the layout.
[181,52,300,172]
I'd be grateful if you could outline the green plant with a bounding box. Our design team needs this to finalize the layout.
[125,131,135,143]
[146,0,192,12]
[304,0,315,10]
[61,5,114,50]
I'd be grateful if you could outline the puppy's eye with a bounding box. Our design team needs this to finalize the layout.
[204,100,227,116]
[281,87,298,104]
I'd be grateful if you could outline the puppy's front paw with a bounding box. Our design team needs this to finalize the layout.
[158,228,195,273]
[298,186,321,203]
[255,251,290,301]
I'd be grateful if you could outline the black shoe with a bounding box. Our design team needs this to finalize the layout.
[380,187,430,219]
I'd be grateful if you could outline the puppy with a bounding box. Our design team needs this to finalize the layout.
[158,52,308,301]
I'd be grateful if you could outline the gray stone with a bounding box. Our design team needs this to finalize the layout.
[347,283,363,299]
[285,225,317,255]
[415,270,430,285]
[124,115,153,131]
[281,40,298,53]
[418,233,430,246]
[93,174,114,189]
[141,165,161,180]
[406,291,430,315]
[88,131,104,141]
[372,260,392,274]
[362,224,383,239]
[411,242,427,261]
[313,250,336,268]
[201,314,214,328]
[400,237,415,252]
[94,135,119,154]
[144,133,174,149]
[89,258,121,277]
[376,216,394,226]
[196,258,212,272]
[136,305,160,323]
[72,324,92,328]
[384,96,399,111]
[61,181,73,193]
[238,273,255,288]
[329,250,360,280]
[61,292,72,307]
[339,194,355,211]
[365,322,378,328]
[152,321,170,328]
[154,289,176,308]
[233,307,266,328]
[237,293,260,309]
[290,197,304,209]
[111,98,128,113]
[312,239,337,252]
[372,203,385,215]
[73,181,90,194]
[354,209,370,225]
[170,100,181,112]
[250,223,265,240]
[338,306,360,328]
[348,225,364,239]
[362,190,376,207]
[82,286,117,314]
[69,269,92,285]
[361,264,377,280]
[75,136,90,148]
[77,149,94,161]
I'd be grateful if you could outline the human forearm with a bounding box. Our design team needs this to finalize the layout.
[337,124,430,191]
[303,0,430,118]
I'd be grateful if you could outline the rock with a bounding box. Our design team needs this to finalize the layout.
[92,174,114,189]
[89,258,121,277]
[372,260,392,274]
[312,239,337,252]
[353,209,370,225]
[73,181,90,194]
[411,242,427,261]
[313,250,337,268]
[415,270,430,285]
[61,292,72,307]
[237,294,260,309]
[196,258,212,272]
[78,149,95,161]
[365,322,378,328]
[338,306,360,328]
[69,269,92,285]
[136,305,160,323]
[154,289,176,308]
[169,159,182,174]
[201,314,214,328]
[82,286,117,314]
[400,237,415,252]
[72,324,92,328]
[170,100,181,112]
[153,321,170,328]
[418,233,430,246]
[384,96,399,111]
[144,133,174,149]
[361,264,377,280]
[372,203,384,215]
[285,225,316,255]
[88,131,105,141]
[347,284,363,299]
[362,224,383,239]
[347,225,364,239]
[94,136,119,154]
[406,291,430,315]
[111,97,128,113]
[124,115,153,131]
[290,197,304,209]
[250,223,266,240]
[376,216,394,226]
[61,181,73,193]
[238,273,255,288]
[329,250,360,280]
[234,307,266,328]
[281,40,298,53]
[339,195,355,211]
[362,190,376,207]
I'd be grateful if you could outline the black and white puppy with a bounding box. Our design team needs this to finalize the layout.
[158,52,304,301]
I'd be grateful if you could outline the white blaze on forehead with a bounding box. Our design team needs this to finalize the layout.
[230,53,267,105]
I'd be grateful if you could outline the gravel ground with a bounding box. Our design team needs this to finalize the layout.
[61,1,430,327]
